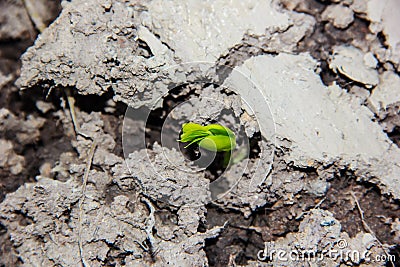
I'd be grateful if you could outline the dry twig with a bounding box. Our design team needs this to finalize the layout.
[351,192,393,267]
[77,141,97,267]
[65,88,91,139]
[22,0,46,33]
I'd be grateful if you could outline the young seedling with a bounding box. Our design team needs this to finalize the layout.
[178,122,236,152]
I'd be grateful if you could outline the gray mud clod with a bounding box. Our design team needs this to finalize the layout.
[1,0,400,266]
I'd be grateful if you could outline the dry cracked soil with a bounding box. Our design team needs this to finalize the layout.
[0,0,399,266]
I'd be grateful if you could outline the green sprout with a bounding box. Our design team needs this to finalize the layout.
[178,122,236,152]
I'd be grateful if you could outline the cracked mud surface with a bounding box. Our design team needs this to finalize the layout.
[1,0,399,266]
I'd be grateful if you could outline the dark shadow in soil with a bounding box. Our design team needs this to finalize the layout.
[0,87,75,201]
[0,0,69,202]
[387,126,400,147]
[144,83,200,150]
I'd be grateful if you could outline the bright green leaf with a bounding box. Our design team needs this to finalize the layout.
[178,122,236,152]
